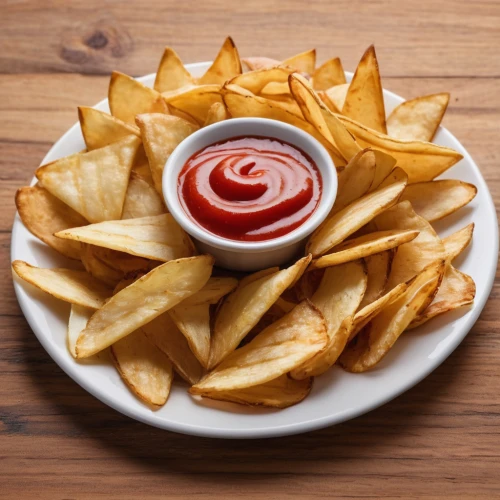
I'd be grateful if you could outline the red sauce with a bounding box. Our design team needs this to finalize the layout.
[178,136,322,241]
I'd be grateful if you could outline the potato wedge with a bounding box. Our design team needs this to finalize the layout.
[200,374,313,409]
[323,83,349,113]
[282,49,316,75]
[309,229,419,270]
[122,173,166,219]
[109,71,169,124]
[67,304,94,358]
[191,300,327,394]
[312,58,346,90]
[197,37,241,85]
[340,260,444,372]
[289,73,360,162]
[410,263,475,328]
[16,185,86,260]
[306,168,408,257]
[208,255,311,369]
[36,135,140,223]
[76,255,214,358]
[142,312,205,385]
[387,93,450,142]
[330,149,376,215]
[350,282,408,340]
[56,214,194,262]
[399,180,477,222]
[168,277,238,367]
[80,244,124,286]
[203,102,230,126]
[373,200,445,290]
[135,113,198,193]
[154,47,194,93]
[165,85,224,125]
[370,150,398,191]
[343,45,386,134]
[78,106,140,150]
[443,223,474,261]
[336,114,463,183]
[222,92,345,166]
[81,244,153,286]
[229,67,292,95]
[359,251,393,309]
[291,261,367,379]
[111,329,173,407]
[12,260,111,309]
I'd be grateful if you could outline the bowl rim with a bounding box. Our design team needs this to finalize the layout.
[162,117,337,253]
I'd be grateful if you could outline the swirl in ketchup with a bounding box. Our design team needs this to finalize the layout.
[178,136,322,241]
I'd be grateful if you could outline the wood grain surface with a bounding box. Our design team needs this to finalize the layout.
[1,0,499,498]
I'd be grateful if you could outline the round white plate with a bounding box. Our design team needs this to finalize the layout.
[11,62,498,439]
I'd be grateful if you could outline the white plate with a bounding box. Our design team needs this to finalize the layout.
[11,62,498,439]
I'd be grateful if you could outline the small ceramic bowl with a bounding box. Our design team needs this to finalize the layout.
[163,118,337,271]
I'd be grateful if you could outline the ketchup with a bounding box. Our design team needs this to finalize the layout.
[178,136,322,241]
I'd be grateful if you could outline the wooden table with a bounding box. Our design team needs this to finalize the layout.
[1,1,499,498]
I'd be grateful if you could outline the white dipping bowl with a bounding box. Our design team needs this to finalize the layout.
[163,118,337,271]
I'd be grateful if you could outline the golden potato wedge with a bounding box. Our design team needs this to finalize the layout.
[142,312,205,385]
[12,260,111,309]
[359,250,393,309]
[208,255,312,369]
[330,149,376,215]
[343,45,386,134]
[197,37,242,85]
[56,214,194,262]
[229,67,292,95]
[36,135,141,223]
[336,114,463,183]
[323,83,349,113]
[399,180,477,222]
[387,93,449,142]
[15,185,86,260]
[191,300,327,394]
[122,173,166,219]
[312,58,346,90]
[442,223,474,261]
[203,102,230,126]
[111,329,173,407]
[370,150,398,191]
[135,113,198,194]
[201,374,313,409]
[168,277,238,367]
[373,200,445,290]
[282,49,316,75]
[410,263,475,328]
[289,73,361,162]
[109,71,169,124]
[309,229,419,270]
[67,304,94,358]
[340,260,444,372]
[306,168,408,257]
[350,282,408,340]
[78,106,140,150]
[76,255,214,358]
[154,47,194,93]
[291,261,367,379]
[166,85,225,125]
[80,244,153,287]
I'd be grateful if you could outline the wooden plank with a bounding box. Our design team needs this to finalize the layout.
[1,0,500,77]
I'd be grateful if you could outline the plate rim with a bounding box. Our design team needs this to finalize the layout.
[11,62,499,439]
